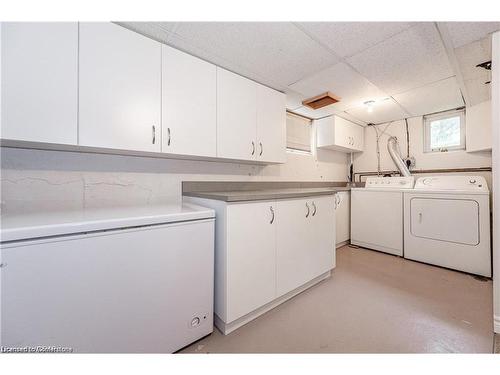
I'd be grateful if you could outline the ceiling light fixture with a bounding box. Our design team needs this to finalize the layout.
[364,100,375,113]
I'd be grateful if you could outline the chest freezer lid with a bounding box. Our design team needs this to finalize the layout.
[0,203,215,243]
[413,175,489,192]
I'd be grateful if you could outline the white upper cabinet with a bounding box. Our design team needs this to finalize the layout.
[79,23,161,152]
[466,100,491,152]
[217,68,257,161]
[316,115,364,153]
[256,85,286,163]
[217,67,286,163]
[1,22,78,144]
[162,45,217,157]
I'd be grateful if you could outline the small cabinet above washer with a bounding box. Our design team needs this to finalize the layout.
[315,115,364,153]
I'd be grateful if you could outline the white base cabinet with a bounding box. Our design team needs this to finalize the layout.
[335,191,350,246]
[184,195,336,334]
[0,219,214,353]
[276,196,335,296]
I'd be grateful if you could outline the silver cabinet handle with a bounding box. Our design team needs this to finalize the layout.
[251,141,255,155]
[312,201,317,216]
[152,125,156,144]
[418,213,422,223]
[305,202,310,218]
[270,206,275,224]
[259,142,263,156]
[167,127,171,146]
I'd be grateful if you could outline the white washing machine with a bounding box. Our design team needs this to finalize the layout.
[404,176,491,277]
[351,176,415,256]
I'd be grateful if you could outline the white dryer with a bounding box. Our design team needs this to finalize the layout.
[404,175,491,277]
[351,176,415,256]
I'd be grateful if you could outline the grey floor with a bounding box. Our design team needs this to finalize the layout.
[182,245,494,353]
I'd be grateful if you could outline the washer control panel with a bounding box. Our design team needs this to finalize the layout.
[365,176,415,189]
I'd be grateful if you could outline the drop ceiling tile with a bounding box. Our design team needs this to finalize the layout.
[116,22,178,43]
[284,89,305,110]
[289,62,388,112]
[393,77,464,116]
[444,22,500,48]
[291,105,367,125]
[291,105,340,120]
[346,23,453,95]
[168,22,339,88]
[346,98,410,124]
[454,37,491,81]
[296,22,413,58]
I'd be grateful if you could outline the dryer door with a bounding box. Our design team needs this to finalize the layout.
[409,197,479,245]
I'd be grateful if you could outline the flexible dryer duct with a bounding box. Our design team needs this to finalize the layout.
[387,136,411,177]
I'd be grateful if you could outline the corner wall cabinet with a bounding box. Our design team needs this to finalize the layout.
[316,115,364,153]
[184,195,336,334]
[466,100,492,152]
[0,22,286,165]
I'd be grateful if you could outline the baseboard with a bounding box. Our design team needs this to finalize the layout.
[494,315,500,333]
[215,271,331,335]
[336,240,350,248]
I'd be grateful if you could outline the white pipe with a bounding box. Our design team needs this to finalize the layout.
[387,136,411,177]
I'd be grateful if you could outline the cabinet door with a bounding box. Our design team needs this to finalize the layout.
[79,23,161,152]
[226,201,276,322]
[256,84,286,163]
[162,45,216,157]
[1,220,214,353]
[350,122,364,151]
[1,22,78,144]
[334,117,352,150]
[217,68,257,161]
[276,198,317,296]
[311,196,336,270]
[335,192,351,245]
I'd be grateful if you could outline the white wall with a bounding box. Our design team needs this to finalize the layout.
[353,116,492,186]
[0,124,348,215]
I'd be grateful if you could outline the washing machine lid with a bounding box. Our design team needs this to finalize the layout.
[414,175,489,193]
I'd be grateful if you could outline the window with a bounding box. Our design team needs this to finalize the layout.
[424,109,465,152]
[286,112,312,154]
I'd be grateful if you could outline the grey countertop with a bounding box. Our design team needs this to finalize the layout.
[183,186,351,202]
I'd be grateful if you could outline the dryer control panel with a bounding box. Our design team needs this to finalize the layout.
[414,175,489,192]
[365,176,415,189]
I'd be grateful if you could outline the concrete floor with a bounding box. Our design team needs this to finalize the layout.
[182,245,494,353]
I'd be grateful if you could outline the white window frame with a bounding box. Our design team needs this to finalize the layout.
[423,109,465,153]
[286,112,313,155]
